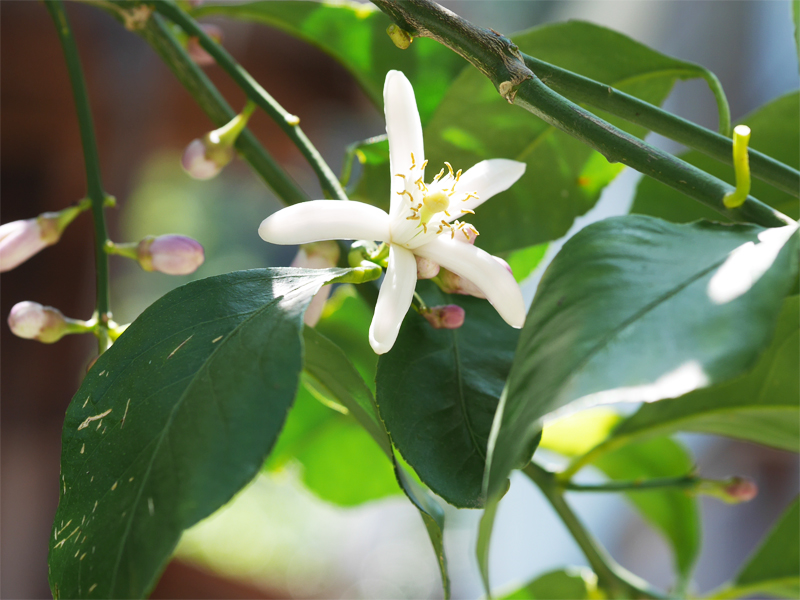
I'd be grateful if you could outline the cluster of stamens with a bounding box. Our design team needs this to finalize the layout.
[395,154,480,240]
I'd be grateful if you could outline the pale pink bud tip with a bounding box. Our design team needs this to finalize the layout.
[422,305,465,330]
[0,218,58,272]
[416,256,439,280]
[8,301,68,343]
[437,269,485,299]
[182,138,222,180]
[291,241,340,270]
[138,235,205,275]
[725,477,758,503]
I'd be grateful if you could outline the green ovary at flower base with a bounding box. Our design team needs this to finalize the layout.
[259,70,527,354]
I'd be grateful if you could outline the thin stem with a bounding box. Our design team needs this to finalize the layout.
[372,0,795,229]
[559,437,627,482]
[524,55,800,198]
[155,0,349,202]
[562,475,699,493]
[46,0,112,353]
[524,463,663,599]
[133,10,310,206]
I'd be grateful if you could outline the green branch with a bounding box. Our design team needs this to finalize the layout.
[525,55,800,198]
[137,12,309,206]
[371,0,795,229]
[46,0,112,353]
[154,0,348,202]
[524,463,664,599]
[562,475,699,493]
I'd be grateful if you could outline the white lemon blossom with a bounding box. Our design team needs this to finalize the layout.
[259,70,526,354]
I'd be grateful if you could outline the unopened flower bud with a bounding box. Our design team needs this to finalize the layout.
[187,24,223,66]
[437,256,512,299]
[416,256,439,279]
[182,102,256,180]
[0,199,89,273]
[292,241,340,326]
[698,476,758,504]
[422,304,465,330]
[723,477,758,502]
[138,235,205,275]
[8,301,70,343]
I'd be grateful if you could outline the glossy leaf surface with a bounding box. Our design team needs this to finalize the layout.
[486,216,799,500]
[377,285,520,508]
[194,0,464,122]
[48,268,359,599]
[632,92,800,223]
[353,21,729,253]
[499,568,598,599]
[607,296,799,453]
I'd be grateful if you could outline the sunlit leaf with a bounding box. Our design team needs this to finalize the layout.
[485,216,799,501]
[498,567,598,599]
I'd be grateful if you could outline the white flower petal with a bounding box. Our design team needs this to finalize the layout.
[448,159,526,219]
[369,244,417,354]
[259,200,390,245]
[385,70,424,219]
[415,237,526,328]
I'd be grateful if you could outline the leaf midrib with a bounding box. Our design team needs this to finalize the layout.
[106,280,314,595]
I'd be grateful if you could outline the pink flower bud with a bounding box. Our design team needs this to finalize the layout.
[8,301,69,343]
[416,256,439,279]
[187,24,223,67]
[724,477,758,503]
[422,305,466,330]
[182,138,229,180]
[436,256,512,299]
[138,235,205,275]
[0,217,60,272]
[291,241,340,326]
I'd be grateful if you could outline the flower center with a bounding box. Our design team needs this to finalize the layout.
[396,157,481,243]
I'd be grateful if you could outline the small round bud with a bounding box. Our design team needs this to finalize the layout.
[416,256,439,280]
[437,268,485,299]
[187,24,223,66]
[422,305,465,330]
[724,477,758,503]
[291,241,340,326]
[138,235,205,275]
[8,301,69,343]
[182,138,226,180]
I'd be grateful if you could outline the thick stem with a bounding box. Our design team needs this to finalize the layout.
[46,0,112,353]
[371,0,795,229]
[155,0,349,202]
[524,55,800,198]
[524,463,663,599]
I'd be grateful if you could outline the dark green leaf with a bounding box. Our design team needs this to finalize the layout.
[48,267,358,599]
[353,21,730,254]
[301,326,451,598]
[608,296,799,453]
[194,0,464,122]
[709,498,800,599]
[377,284,521,508]
[486,216,799,501]
[593,438,700,579]
[632,92,800,224]
[498,567,598,599]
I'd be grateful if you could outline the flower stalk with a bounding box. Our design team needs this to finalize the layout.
[45,0,113,353]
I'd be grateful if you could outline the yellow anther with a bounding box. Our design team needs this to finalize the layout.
[463,192,479,202]
[397,189,414,201]
[444,210,451,216]
[406,215,420,220]
[395,173,406,180]
[461,208,475,214]
[444,162,454,177]
[410,152,416,169]
[421,159,429,170]
[415,177,428,192]
[433,168,445,182]
[422,223,428,233]
[455,169,462,181]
